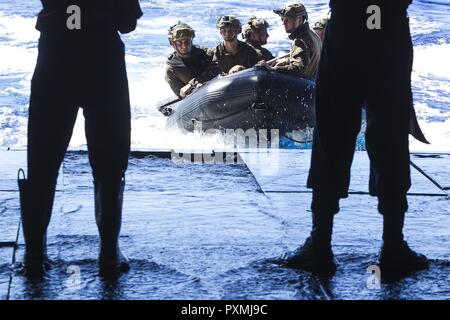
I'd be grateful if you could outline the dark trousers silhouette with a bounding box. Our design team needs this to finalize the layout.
[21,30,131,271]
[307,5,412,213]
[284,1,428,277]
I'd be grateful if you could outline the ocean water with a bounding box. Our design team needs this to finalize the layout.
[1,2,449,300]
[0,0,449,152]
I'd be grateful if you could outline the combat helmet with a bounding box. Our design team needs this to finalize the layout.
[274,1,308,21]
[242,16,269,39]
[168,22,195,44]
[217,15,242,32]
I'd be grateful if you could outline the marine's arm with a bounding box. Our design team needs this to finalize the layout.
[247,46,261,67]
[193,49,220,83]
[262,48,275,61]
[228,45,260,74]
[272,39,310,77]
[165,65,185,98]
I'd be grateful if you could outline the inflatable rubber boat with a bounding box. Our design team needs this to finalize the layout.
[162,67,316,135]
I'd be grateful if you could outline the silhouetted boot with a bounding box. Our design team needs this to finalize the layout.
[282,211,337,275]
[94,176,129,274]
[379,210,428,281]
[18,169,53,275]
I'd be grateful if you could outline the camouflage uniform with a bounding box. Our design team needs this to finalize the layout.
[165,46,219,97]
[245,40,274,62]
[273,24,321,78]
[213,15,260,74]
[273,2,322,79]
[165,22,219,97]
[313,16,329,42]
[242,16,275,62]
[212,40,260,74]
[313,17,329,31]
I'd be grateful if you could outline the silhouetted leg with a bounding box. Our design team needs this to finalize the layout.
[365,16,428,280]
[22,75,78,273]
[366,99,428,279]
[85,97,130,272]
[83,38,131,272]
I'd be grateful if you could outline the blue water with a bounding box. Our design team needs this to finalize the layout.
[2,150,449,300]
[0,0,449,151]
[0,2,449,299]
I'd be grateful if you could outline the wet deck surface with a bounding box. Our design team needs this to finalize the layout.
[0,149,449,300]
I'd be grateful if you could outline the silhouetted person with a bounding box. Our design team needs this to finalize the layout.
[18,0,143,274]
[283,0,429,280]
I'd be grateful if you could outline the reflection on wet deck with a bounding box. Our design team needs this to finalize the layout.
[0,149,449,300]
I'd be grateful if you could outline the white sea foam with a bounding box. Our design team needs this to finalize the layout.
[413,43,450,79]
[410,117,450,152]
[0,44,37,73]
[0,2,449,151]
[0,12,39,44]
